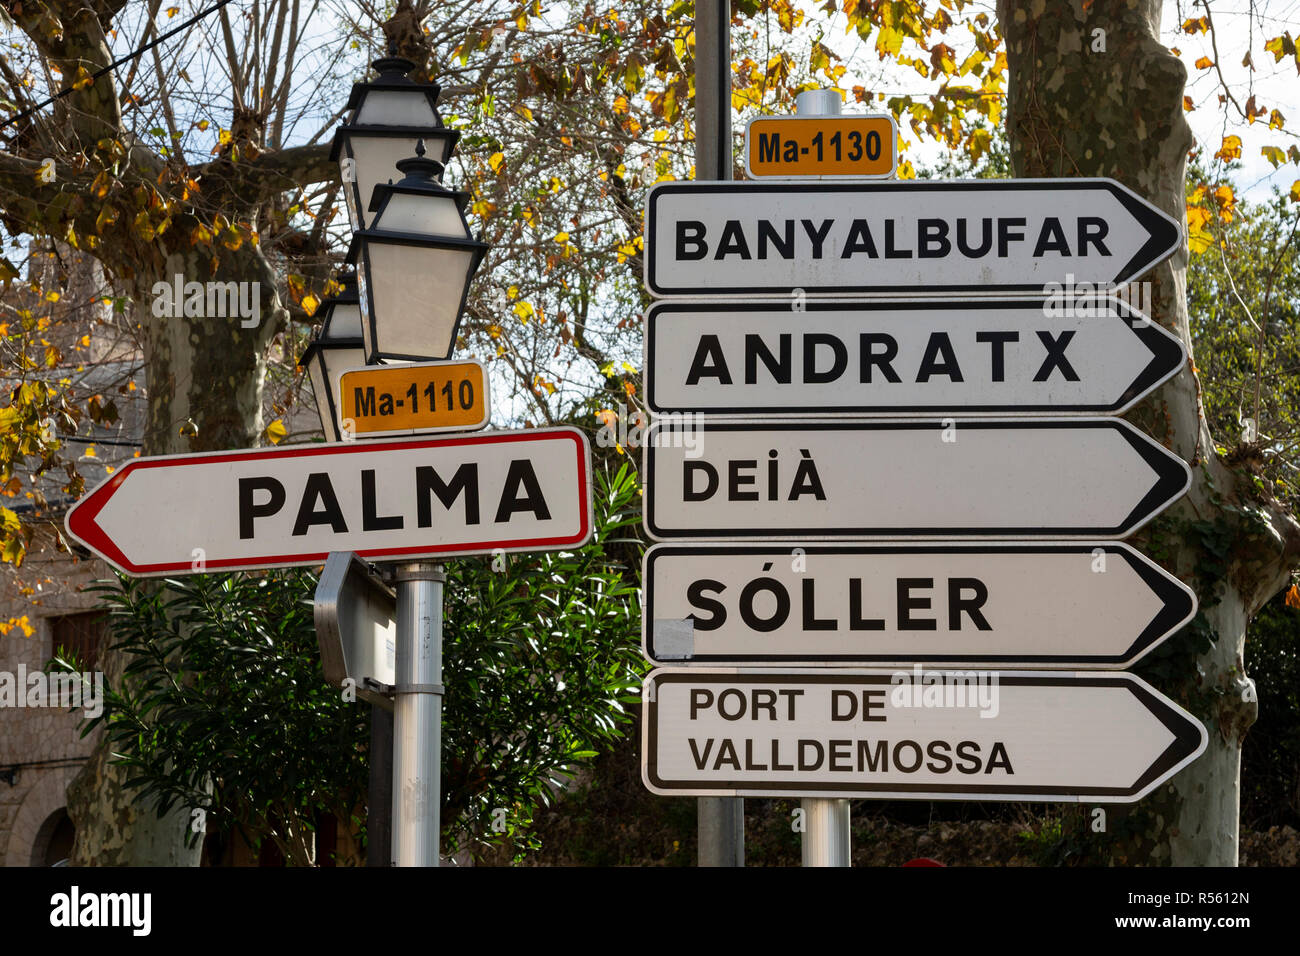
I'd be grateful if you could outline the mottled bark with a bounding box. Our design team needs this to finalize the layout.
[999,0,1300,865]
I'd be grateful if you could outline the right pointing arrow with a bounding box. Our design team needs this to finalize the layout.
[644,418,1192,540]
[645,297,1186,416]
[643,543,1196,668]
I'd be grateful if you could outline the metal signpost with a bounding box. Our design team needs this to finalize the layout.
[690,0,744,869]
[639,62,1200,866]
[642,543,1196,668]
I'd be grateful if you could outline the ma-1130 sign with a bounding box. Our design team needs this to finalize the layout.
[645,297,1184,416]
[644,179,1181,297]
[66,429,592,576]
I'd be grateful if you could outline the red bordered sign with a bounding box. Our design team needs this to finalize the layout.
[66,428,593,576]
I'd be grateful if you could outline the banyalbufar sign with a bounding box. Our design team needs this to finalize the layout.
[644,179,1182,297]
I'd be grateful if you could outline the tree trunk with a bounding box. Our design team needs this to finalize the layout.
[67,245,287,866]
[999,0,1300,865]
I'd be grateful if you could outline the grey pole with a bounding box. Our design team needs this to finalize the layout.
[391,562,445,867]
[800,798,852,867]
[693,0,744,869]
[791,87,851,868]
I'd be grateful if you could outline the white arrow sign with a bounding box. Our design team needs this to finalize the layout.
[645,297,1185,416]
[642,668,1207,802]
[66,428,593,576]
[644,179,1182,297]
[642,543,1196,668]
[643,418,1190,540]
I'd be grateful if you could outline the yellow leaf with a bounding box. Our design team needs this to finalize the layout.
[1194,56,1214,70]
[553,231,569,243]
[264,419,287,445]
[488,151,505,173]
[1291,180,1300,202]
[302,293,320,316]
[876,26,905,57]
[513,301,535,322]
[166,6,179,17]
[1215,135,1242,161]
[83,445,96,458]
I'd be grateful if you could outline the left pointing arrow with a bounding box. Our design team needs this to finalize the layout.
[66,429,593,576]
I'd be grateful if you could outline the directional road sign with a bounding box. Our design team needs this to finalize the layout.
[744,114,897,179]
[642,668,1207,802]
[645,297,1184,416]
[339,358,489,438]
[643,418,1190,540]
[314,551,396,709]
[642,543,1196,668]
[644,179,1182,297]
[67,428,592,576]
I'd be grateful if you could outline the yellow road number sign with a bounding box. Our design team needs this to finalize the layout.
[339,359,490,438]
[744,115,897,179]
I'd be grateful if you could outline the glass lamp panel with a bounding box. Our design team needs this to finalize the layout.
[321,344,368,440]
[374,193,468,238]
[367,243,475,358]
[345,136,423,232]
[356,268,375,359]
[306,352,337,442]
[355,90,439,126]
[323,301,365,340]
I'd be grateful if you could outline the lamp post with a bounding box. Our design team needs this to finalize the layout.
[317,43,488,866]
[349,139,488,363]
[300,273,369,442]
[331,53,460,233]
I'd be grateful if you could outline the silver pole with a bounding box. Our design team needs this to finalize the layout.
[694,0,744,868]
[391,562,444,867]
[792,88,851,869]
[800,798,851,867]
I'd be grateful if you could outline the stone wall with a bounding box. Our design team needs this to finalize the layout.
[0,532,111,867]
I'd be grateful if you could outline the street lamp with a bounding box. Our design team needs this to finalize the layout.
[300,273,369,442]
[331,53,460,233]
[349,140,488,363]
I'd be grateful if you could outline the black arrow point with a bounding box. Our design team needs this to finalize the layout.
[1125,680,1207,796]
[1116,547,1197,662]
[1109,181,1183,284]
[1117,317,1187,409]
[1114,424,1192,535]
